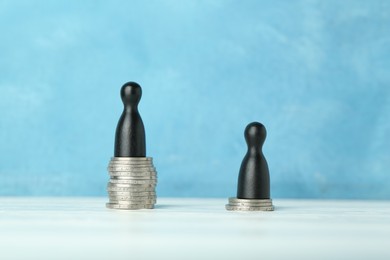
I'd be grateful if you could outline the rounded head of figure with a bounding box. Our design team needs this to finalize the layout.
[120,82,142,107]
[244,122,267,149]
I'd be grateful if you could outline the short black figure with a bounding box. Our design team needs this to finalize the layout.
[237,122,270,199]
[114,82,146,157]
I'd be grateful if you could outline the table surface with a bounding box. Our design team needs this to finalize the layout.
[0,198,389,260]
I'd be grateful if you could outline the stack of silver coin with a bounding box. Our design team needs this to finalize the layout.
[225,198,274,211]
[106,157,157,210]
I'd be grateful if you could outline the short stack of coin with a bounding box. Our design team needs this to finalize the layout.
[225,198,274,211]
[106,157,157,210]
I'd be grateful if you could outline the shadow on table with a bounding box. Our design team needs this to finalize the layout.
[154,204,188,209]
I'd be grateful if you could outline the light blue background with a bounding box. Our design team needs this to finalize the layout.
[0,0,389,198]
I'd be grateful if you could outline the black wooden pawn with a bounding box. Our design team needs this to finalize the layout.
[114,82,146,157]
[237,122,270,199]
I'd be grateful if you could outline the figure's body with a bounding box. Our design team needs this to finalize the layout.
[114,82,146,157]
[237,122,270,199]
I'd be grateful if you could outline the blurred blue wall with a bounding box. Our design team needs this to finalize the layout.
[0,0,389,198]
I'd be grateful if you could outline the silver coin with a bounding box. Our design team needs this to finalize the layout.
[228,198,272,203]
[109,169,157,174]
[109,159,153,164]
[108,178,157,182]
[109,172,156,176]
[109,172,157,177]
[108,198,157,204]
[108,166,156,172]
[109,161,153,165]
[109,164,153,167]
[107,185,156,190]
[108,191,156,196]
[107,182,156,187]
[109,199,156,204]
[108,171,157,176]
[110,176,157,180]
[227,199,272,206]
[108,161,154,167]
[108,161,153,167]
[108,166,155,172]
[109,178,157,182]
[111,157,152,160]
[225,204,274,211]
[108,199,156,204]
[107,187,155,192]
[109,194,157,200]
[108,172,157,177]
[109,160,154,164]
[109,179,157,185]
[110,162,153,165]
[107,185,155,192]
[108,192,156,198]
[106,203,154,210]
[109,180,157,185]
[110,160,152,163]
[108,191,157,196]
[107,181,157,187]
[110,158,153,164]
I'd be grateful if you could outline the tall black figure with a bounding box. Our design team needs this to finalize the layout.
[114,82,146,157]
[237,122,270,199]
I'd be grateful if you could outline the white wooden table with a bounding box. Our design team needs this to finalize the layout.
[0,198,389,260]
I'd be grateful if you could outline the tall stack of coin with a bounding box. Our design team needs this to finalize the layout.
[225,198,274,211]
[106,157,157,210]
